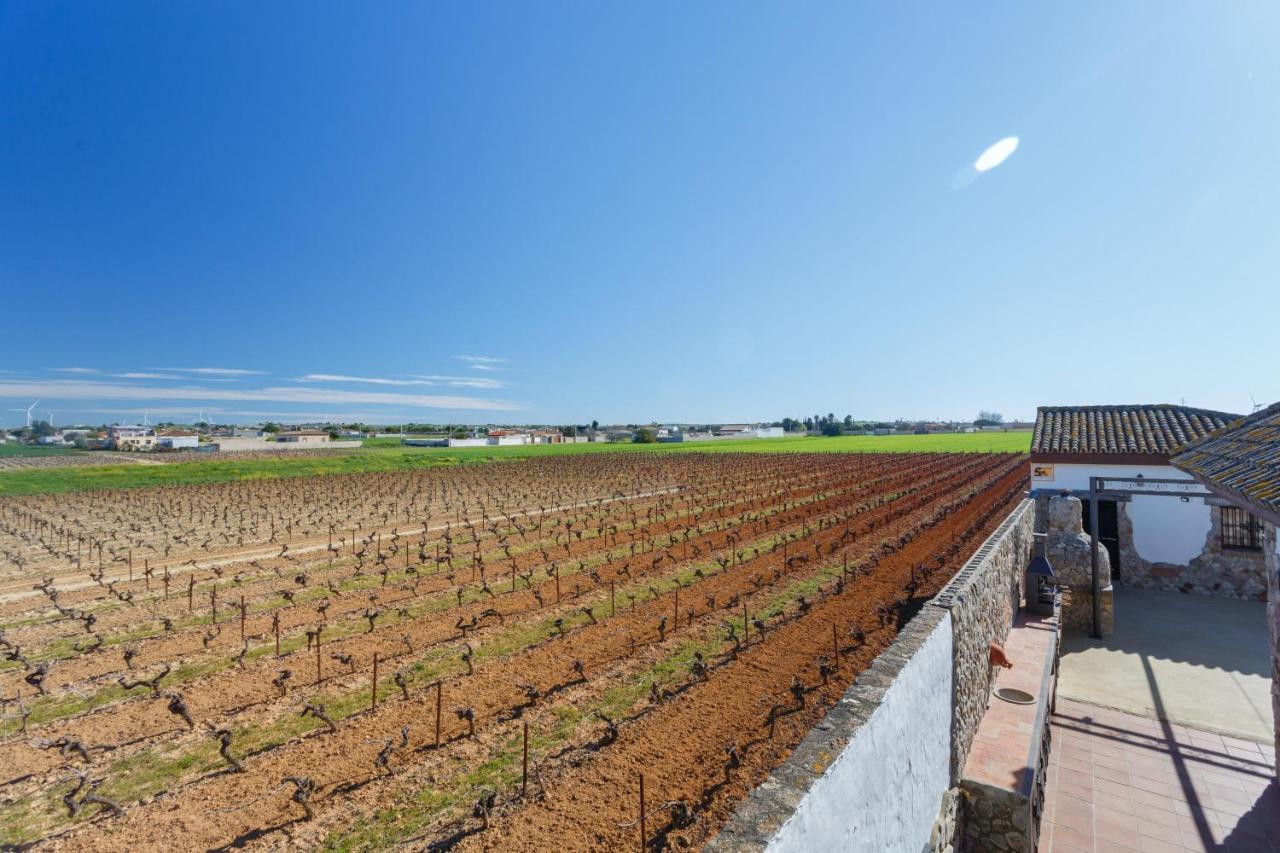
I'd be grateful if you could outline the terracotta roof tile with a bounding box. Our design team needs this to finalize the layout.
[1172,401,1280,520]
[1031,404,1239,458]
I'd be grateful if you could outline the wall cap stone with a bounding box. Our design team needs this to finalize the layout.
[931,499,1034,611]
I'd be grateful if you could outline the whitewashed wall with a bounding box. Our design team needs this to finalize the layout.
[765,612,954,853]
[1031,461,1211,565]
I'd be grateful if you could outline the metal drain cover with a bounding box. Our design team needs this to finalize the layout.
[994,687,1035,705]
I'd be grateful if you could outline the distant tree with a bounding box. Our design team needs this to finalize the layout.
[328,430,340,440]
[975,411,1005,427]
[821,422,843,437]
[633,427,657,444]
[843,414,853,428]
[262,423,280,434]
[590,420,599,432]
[31,420,55,438]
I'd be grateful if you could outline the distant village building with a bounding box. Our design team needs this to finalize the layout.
[1029,404,1268,602]
[107,425,156,451]
[700,425,785,440]
[275,430,330,444]
[156,429,199,450]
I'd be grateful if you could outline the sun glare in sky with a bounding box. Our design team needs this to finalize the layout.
[974,136,1020,172]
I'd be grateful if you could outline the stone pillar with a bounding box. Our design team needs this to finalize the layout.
[1045,495,1114,637]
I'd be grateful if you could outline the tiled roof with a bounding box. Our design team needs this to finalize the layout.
[1031,404,1239,458]
[1172,401,1280,521]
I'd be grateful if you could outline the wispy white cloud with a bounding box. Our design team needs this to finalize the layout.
[152,367,267,376]
[457,355,506,365]
[0,379,520,411]
[295,373,508,390]
[295,374,433,387]
[113,372,182,380]
[51,367,100,374]
[470,364,499,372]
[413,375,506,389]
[102,406,227,417]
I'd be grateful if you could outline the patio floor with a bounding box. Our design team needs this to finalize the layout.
[1057,587,1273,744]
[1039,698,1279,852]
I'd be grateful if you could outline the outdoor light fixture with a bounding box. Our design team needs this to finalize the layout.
[1026,547,1057,617]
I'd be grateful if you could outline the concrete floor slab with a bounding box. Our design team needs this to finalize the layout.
[1058,587,1274,744]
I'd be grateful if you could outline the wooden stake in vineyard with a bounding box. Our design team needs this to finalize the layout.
[522,721,529,797]
[435,681,443,747]
[638,772,647,852]
[371,652,379,710]
[315,629,322,685]
[240,595,246,643]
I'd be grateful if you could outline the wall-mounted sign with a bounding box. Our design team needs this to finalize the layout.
[1031,464,1055,480]
[1097,478,1210,496]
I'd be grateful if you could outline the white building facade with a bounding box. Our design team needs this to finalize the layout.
[1031,404,1269,601]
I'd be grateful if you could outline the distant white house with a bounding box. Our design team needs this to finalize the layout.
[275,430,330,444]
[447,437,490,448]
[700,425,785,440]
[107,425,157,451]
[156,429,199,450]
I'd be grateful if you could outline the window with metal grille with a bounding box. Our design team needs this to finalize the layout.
[1221,506,1262,551]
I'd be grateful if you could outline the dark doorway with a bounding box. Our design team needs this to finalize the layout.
[1080,498,1121,580]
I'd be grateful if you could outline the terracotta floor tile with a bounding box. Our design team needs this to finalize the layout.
[1050,823,1096,852]
[1042,701,1276,853]
[1094,803,1138,824]
[1056,793,1095,819]
[1096,841,1141,853]
[1093,822,1141,850]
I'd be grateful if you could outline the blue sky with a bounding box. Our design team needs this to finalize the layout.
[3,2,1278,427]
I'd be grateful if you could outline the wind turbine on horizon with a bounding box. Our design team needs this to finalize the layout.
[8,400,41,429]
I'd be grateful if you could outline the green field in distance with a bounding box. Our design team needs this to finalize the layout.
[0,430,1030,496]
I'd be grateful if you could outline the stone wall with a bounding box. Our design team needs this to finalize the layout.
[931,498,1036,781]
[1119,503,1269,601]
